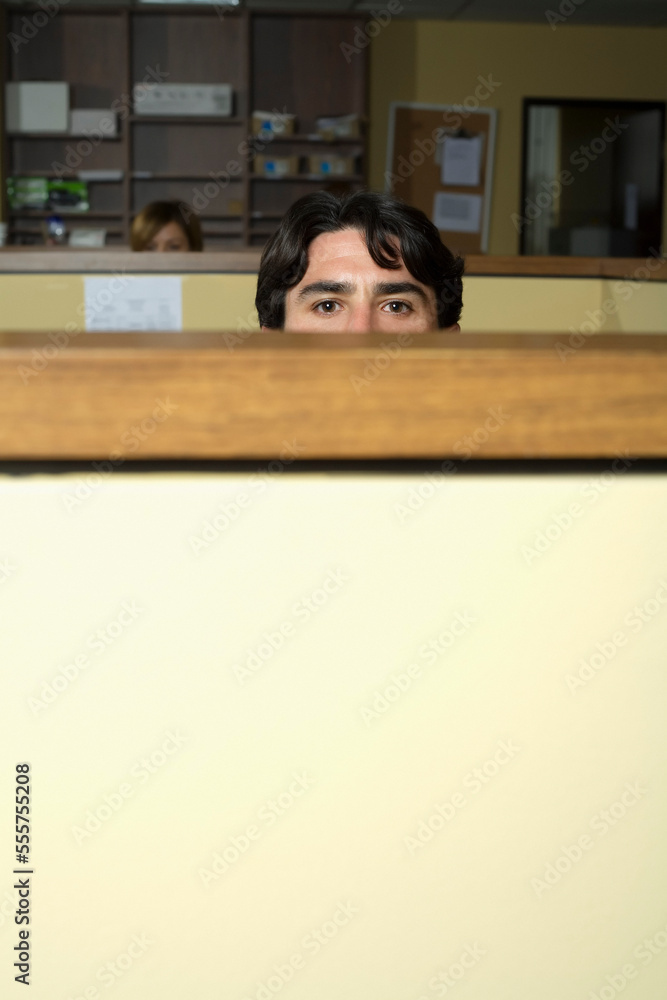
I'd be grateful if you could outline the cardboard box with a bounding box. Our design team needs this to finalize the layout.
[134,83,233,116]
[315,113,361,140]
[254,155,299,178]
[307,155,356,177]
[252,110,296,137]
[5,82,69,133]
[70,109,118,137]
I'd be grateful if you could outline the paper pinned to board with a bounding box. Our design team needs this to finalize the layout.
[84,276,183,332]
[441,134,483,186]
[433,192,483,234]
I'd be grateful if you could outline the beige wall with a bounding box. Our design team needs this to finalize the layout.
[0,273,258,334]
[3,469,667,998]
[369,22,667,255]
[2,272,666,334]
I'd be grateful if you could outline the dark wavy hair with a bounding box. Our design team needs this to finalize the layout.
[256,191,464,329]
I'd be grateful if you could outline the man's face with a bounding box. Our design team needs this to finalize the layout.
[276,228,446,333]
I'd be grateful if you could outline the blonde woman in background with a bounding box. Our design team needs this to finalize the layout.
[131,201,203,251]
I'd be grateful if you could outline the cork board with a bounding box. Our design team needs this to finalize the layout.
[385,102,497,254]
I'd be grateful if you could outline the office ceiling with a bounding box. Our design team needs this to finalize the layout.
[12,0,667,23]
[175,0,667,24]
[244,0,667,24]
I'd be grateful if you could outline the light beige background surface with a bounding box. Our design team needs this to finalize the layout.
[2,470,667,999]
[1,273,666,333]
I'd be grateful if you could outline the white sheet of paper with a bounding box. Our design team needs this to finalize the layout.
[441,135,482,186]
[433,192,483,233]
[84,276,183,331]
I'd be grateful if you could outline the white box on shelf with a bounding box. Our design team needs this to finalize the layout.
[69,228,107,248]
[77,170,124,182]
[133,83,233,116]
[5,82,69,133]
[70,109,118,137]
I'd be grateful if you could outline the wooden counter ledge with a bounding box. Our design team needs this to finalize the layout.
[0,332,665,459]
[0,250,665,280]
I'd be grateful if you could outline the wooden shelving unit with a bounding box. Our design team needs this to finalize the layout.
[1,4,368,248]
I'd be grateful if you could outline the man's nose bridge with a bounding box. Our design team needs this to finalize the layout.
[348,300,374,331]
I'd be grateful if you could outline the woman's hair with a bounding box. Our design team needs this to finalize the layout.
[130,201,203,251]
[256,190,464,329]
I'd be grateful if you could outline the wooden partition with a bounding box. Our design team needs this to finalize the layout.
[3,328,667,1000]
[1,332,666,459]
[1,249,665,278]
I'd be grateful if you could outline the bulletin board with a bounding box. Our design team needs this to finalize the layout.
[386,102,497,254]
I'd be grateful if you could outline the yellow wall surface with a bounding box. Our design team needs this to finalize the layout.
[0,273,259,334]
[2,272,666,334]
[369,22,667,255]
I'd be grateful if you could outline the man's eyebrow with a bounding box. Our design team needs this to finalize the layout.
[295,280,355,301]
[373,281,429,302]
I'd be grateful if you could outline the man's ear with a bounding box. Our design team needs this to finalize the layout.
[444,322,461,333]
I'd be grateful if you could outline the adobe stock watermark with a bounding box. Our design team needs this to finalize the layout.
[565,578,667,694]
[404,739,521,855]
[60,397,178,512]
[184,106,292,219]
[521,451,636,565]
[17,272,130,385]
[415,943,487,999]
[512,116,628,234]
[394,406,512,523]
[359,610,476,726]
[232,568,349,684]
[199,771,315,887]
[210,0,239,21]
[240,900,359,1000]
[221,307,261,351]
[188,440,305,554]
[0,885,20,931]
[52,67,169,177]
[349,331,415,393]
[530,780,647,898]
[27,601,144,714]
[0,558,17,587]
[385,75,500,190]
[71,731,189,846]
[224,258,304,351]
[588,918,667,1000]
[555,249,665,361]
[340,0,408,63]
[64,933,153,999]
[546,0,588,30]
[9,0,69,53]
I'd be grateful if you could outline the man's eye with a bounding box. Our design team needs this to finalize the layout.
[314,300,339,314]
[383,300,412,314]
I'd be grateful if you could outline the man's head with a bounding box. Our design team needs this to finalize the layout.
[256,191,464,333]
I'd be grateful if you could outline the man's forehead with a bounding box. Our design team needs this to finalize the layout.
[304,228,403,269]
